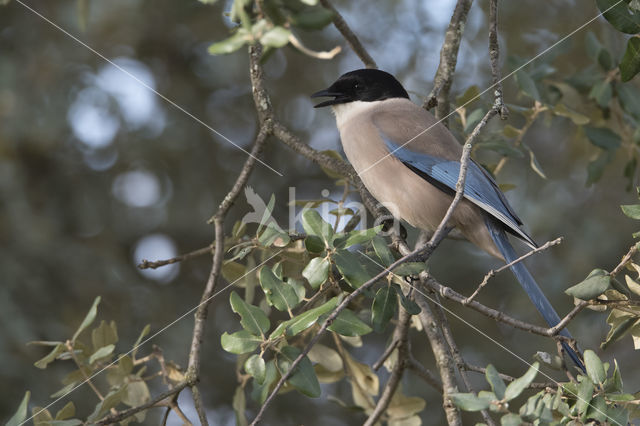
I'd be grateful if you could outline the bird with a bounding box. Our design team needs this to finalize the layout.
[311,68,584,371]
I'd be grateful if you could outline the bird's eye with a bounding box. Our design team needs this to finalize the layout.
[354,83,360,90]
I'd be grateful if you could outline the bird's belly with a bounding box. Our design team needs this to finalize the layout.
[342,137,450,231]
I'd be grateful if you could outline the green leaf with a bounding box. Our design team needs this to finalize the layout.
[456,85,481,107]
[208,30,249,55]
[601,310,639,349]
[34,343,66,369]
[230,291,270,336]
[260,26,291,48]
[588,80,612,108]
[584,350,606,384]
[392,262,426,276]
[289,278,306,303]
[221,330,262,354]
[258,223,290,247]
[586,151,613,185]
[575,377,595,417]
[372,286,398,333]
[6,391,30,426]
[596,0,640,34]
[259,267,300,313]
[622,37,640,80]
[277,346,321,397]
[464,108,485,132]
[326,309,372,336]
[393,285,421,315]
[598,48,614,71]
[607,405,630,425]
[586,31,603,61]
[617,83,640,119]
[89,344,115,364]
[477,140,525,158]
[290,6,334,30]
[333,249,372,288]
[91,320,118,353]
[304,235,325,253]
[302,257,330,289]
[566,269,611,300]
[338,226,382,249]
[585,126,621,150]
[372,236,395,266]
[485,364,506,400]
[122,378,150,408]
[527,148,547,179]
[622,204,640,219]
[515,69,541,101]
[55,402,76,421]
[232,386,247,426]
[302,209,334,247]
[132,324,150,358]
[501,413,523,426]
[72,296,101,343]
[251,360,278,404]
[503,362,539,401]
[87,386,128,422]
[552,103,590,125]
[198,0,218,3]
[272,296,340,338]
[450,392,491,411]
[245,354,266,384]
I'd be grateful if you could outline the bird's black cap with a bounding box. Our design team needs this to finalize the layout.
[311,69,410,108]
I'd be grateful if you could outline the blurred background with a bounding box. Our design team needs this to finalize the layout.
[1,0,638,424]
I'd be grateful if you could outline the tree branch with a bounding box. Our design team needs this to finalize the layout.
[430,294,496,426]
[415,291,462,426]
[488,0,508,118]
[423,0,473,122]
[464,237,563,304]
[138,244,213,270]
[96,382,188,425]
[319,0,377,69]
[364,305,411,426]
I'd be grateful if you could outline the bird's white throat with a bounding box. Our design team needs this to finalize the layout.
[332,100,381,129]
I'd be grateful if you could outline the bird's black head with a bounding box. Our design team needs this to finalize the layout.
[311,69,409,108]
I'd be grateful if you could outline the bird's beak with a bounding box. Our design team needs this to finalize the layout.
[311,89,346,108]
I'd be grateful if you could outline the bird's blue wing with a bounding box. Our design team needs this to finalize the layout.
[381,135,536,248]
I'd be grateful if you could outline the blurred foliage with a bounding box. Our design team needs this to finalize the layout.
[460,27,640,190]
[8,297,184,425]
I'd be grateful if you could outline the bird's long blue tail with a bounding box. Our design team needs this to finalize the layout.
[485,218,585,372]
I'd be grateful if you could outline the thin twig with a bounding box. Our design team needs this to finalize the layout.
[414,289,462,426]
[463,238,563,304]
[288,33,341,59]
[422,274,575,341]
[430,294,496,426]
[611,243,639,277]
[463,364,554,389]
[183,44,273,426]
[407,356,442,391]
[96,382,188,425]
[364,305,411,426]
[488,0,508,118]
[138,245,213,270]
[372,338,399,371]
[318,0,377,68]
[423,0,473,121]
[190,385,208,426]
[548,301,588,336]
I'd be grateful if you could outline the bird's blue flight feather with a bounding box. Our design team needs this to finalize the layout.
[381,133,585,371]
